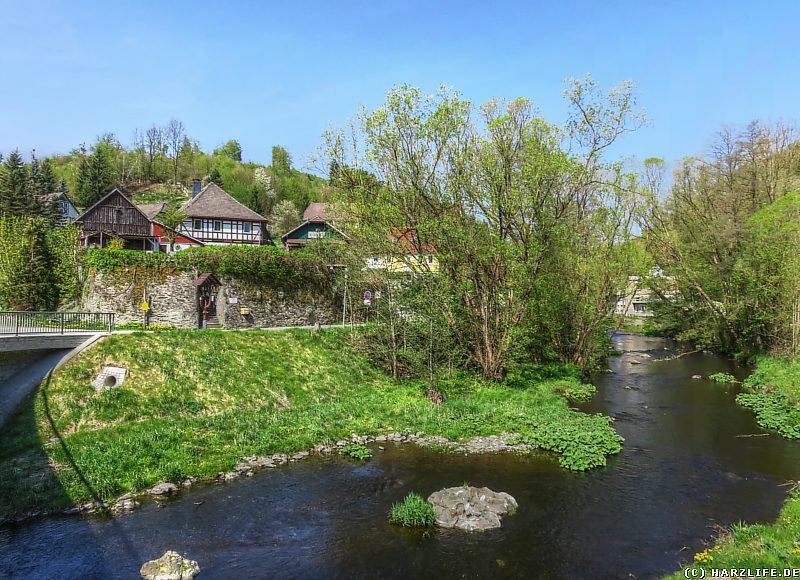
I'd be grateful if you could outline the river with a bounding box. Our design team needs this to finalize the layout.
[1,334,799,579]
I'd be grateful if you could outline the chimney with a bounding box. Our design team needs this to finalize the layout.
[192,179,202,198]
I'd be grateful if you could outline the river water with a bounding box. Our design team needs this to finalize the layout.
[1,334,799,579]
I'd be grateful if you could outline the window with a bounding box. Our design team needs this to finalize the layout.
[213,220,222,231]
[242,222,252,233]
[193,219,202,230]
[633,303,647,313]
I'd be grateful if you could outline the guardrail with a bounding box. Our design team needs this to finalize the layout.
[0,312,115,335]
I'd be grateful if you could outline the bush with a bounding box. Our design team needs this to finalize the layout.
[709,372,736,384]
[389,493,436,527]
[338,443,372,460]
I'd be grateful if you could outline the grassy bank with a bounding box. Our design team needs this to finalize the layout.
[671,356,800,577]
[0,328,621,519]
[668,487,800,577]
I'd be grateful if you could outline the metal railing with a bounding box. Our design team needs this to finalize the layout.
[0,312,115,335]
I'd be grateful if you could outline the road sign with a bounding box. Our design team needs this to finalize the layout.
[364,291,372,301]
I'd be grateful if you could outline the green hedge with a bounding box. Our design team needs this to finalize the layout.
[83,246,329,288]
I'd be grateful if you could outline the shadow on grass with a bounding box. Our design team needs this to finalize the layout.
[39,368,109,515]
[0,365,144,578]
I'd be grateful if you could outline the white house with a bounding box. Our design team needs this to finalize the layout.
[178,182,271,245]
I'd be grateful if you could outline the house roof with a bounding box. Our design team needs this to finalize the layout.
[390,227,437,254]
[138,202,166,220]
[302,202,329,221]
[280,218,349,242]
[37,191,74,206]
[75,188,152,224]
[180,182,267,222]
[192,272,221,287]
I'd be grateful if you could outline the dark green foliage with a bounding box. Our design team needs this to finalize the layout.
[389,493,436,527]
[74,141,116,207]
[0,217,55,310]
[0,150,35,215]
[709,372,736,384]
[0,217,81,309]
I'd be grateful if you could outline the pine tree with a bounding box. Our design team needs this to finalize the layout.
[75,141,116,207]
[0,150,32,216]
[39,158,58,193]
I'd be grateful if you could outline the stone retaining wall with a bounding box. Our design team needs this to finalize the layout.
[83,267,339,330]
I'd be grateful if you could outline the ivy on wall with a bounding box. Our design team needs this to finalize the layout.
[83,246,329,289]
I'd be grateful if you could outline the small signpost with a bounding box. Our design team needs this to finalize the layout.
[363,290,372,306]
[140,297,150,329]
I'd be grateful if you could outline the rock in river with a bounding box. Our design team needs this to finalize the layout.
[427,486,518,531]
[140,550,200,580]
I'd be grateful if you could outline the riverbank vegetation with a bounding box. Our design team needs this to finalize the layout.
[642,123,800,576]
[0,328,621,519]
[669,486,800,578]
[324,79,649,381]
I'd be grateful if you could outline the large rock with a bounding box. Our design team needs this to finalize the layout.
[140,551,200,580]
[427,486,518,531]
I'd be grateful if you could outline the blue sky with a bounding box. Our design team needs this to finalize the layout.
[1,0,797,171]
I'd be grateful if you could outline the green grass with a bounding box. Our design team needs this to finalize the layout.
[667,487,800,578]
[0,328,622,518]
[389,492,437,527]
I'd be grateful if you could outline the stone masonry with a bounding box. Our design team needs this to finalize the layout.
[83,267,339,329]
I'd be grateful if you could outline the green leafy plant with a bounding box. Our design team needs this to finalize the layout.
[709,372,736,384]
[388,493,436,527]
[339,443,372,460]
[557,382,597,402]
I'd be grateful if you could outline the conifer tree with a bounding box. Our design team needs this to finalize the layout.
[75,141,116,207]
[0,150,33,215]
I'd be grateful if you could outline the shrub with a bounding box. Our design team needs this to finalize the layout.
[339,443,372,460]
[709,372,736,384]
[389,493,436,527]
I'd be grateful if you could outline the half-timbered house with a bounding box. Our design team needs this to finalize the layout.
[178,182,271,245]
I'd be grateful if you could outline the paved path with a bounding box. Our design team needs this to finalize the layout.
[0,335,105,429]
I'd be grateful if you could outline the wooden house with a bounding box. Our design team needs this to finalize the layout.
[37,191,78,226]
[281,202,347,250]
[75,188,157,250]
[178,182,271,245]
